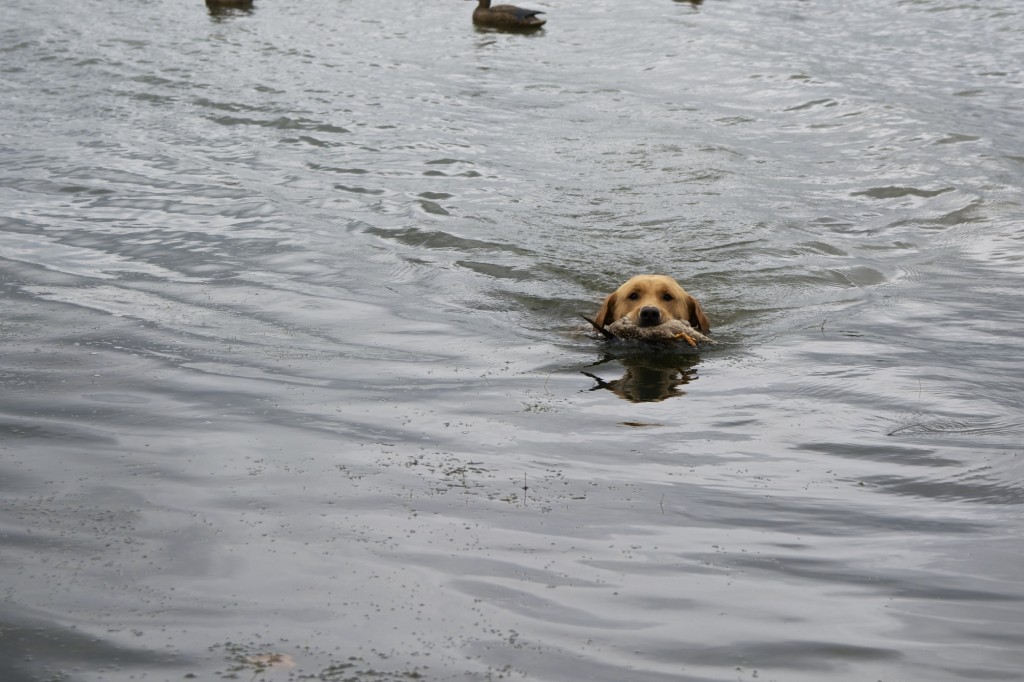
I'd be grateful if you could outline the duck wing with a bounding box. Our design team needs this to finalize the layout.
[492,5,545,20]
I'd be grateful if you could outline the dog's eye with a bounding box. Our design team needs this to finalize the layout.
[627,292,639,300]
[662,293,674,301]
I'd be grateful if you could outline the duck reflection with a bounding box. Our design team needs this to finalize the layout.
[583,353,701,403]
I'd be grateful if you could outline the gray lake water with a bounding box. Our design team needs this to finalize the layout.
[2,0,1024,680]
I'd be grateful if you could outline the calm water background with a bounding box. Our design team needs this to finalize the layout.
[2,0,1024,680]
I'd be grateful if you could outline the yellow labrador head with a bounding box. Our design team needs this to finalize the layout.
[593,274,710,333]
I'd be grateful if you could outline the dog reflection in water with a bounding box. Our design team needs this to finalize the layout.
[584,356,700,403]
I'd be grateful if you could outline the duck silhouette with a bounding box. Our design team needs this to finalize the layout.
[472,0,546,30]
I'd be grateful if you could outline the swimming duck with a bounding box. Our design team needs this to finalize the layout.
[472,0,546,30]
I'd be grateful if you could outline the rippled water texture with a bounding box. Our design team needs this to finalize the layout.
[2,0,1024,680]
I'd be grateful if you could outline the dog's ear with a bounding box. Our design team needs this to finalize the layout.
[687,295,710,334]
[593,292,618,328]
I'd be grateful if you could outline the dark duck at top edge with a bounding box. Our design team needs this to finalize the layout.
[472,0,546,29]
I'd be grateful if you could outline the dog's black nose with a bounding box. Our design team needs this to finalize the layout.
[638,306,662,327]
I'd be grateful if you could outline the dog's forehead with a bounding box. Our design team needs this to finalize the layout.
[620,275,680,294]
